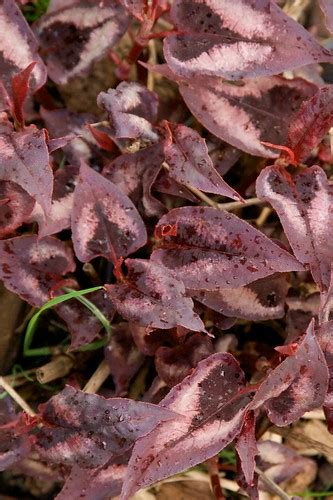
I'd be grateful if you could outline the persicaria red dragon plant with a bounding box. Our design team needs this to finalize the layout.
[2,0,333,498]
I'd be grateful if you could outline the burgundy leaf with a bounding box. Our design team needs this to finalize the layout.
[0,122,53,218]
[129,323,171,356]
[41,107,98,165]
[71,162,147,264]
[162,121,242,200]
[152,206,303,290]
[0,0,46,102]
[104,324,145,396]
[121,353,250,499]
[97,82,159,142]
[47,134,76,154]
[236,411,257,486]
[250,320,328,425]
[155,333,214,387]
[56,288,115,351]
[256,165,333,291]
[153,168,198,202]
[56,463,126,500]
[0,180,35,239]
[105,259,205,331]
[150,64,317,158]
[164,0,333,79]
[319,0,333,33]
[37,164,78,238]
[0,235,76,306]
[103,144,165,217]
[257,441,316,488]
[0,397,30,471]
[287,85,333,162]
[35,385,180,468]
[190,274,289,321]
[11,62,36,127]
[35,0,128,84]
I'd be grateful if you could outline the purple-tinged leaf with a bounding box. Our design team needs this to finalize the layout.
[0,397,30,471]
[0,181,35,239]
[41,107,98,165]
[256,165,333,291]
[121,353,250,499]
[35,0,128,85]
[287,85,333,162]
[162,121,242,200]
[319,0,333,33]
[250,320,328,425]
[71,162,147,265]
[56,289,115,351]
[0,0,46,101]
[104,324,145,396]
[152,206,303,290]
[150,65,317,158]
[103,144,165,217]
[191,275,289,321]
[47,134,76,154]
[56,463,126,500]
[153,169,198,202]
[155,333,214,387]
[0,123,53,218]
[0,235,76,306]
[105,259,205,331]
[97,82,159,142]
[35,385,180,468]
[164,0,333,80]
[236,411,257,486]
[11,62,36,127]
[257,441,316,488]
[37,165,78,238]
[129,323,170,356]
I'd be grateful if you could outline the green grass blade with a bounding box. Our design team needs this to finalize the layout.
[24,286,103,357]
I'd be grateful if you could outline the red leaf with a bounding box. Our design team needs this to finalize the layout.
[41,107,98,165]
[287,86,333,162]
[236,411,257,486]
[71,162,147,265]
[35,0,128,85]
[0,235,76,306]
[105,259,205,331]
[35,386,180,468]
[103,144,165,217]
[0,0,46,104]
[11,62,36,127]
[155,333,214,387]
[0,397,30,471]
[0,122,53,219]
[97,82,159,141]
[256,165,333,291]
[149,64,317,158]
[250,320,328,425]
[152,206,303,290]
[191,274,289,321]
[0,181,35,239]
[56,463,126,500]
[104,324,145,396]
[164,0,333,80]
[162,121,242,200]
[121,353,250,499]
